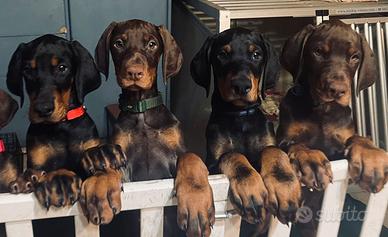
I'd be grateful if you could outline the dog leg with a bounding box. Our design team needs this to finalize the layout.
[345,135,388,193]
[175,153,215,237]
[219,152,268,225]
[260,146,301,224]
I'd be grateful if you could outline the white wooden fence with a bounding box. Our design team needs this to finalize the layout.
[0,160,387,237]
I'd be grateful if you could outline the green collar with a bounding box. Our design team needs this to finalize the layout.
[119,93,163,113]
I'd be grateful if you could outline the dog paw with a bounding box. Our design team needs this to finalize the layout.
[261,147,301,224]
[80,168,122,225]
[34,169,82,209]
[81,144,127,175]
[175,153,215,237]
[289,145,333,191]
[229,168,268,224]
[346,136,388,193]
[8,169,46,194]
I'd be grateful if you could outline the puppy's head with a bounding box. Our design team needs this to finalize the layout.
[7,34,101,123]
[281,20,377,107]
[0,89,18,128]
[95,19,183,91]
[191,28,280,107]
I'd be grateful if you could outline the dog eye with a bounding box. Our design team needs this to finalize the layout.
[147,40,157,50]
[313,48,323,57]
[58,64,68,72]
[252,51,262,60]
[114,39,124,49]
[218,50,229,58]
[350,53,360,62]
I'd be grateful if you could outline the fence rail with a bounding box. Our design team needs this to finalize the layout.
[0,159,387,237]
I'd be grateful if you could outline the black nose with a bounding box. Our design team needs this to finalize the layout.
[231,79,252,96]
[34,102,54,117]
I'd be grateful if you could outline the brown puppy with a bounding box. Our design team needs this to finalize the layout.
[278,20,388,236]
[79,19,214,236]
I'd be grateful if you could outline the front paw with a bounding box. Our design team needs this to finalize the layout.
[289,145,333,191]
[81,144,127,175]
[176,153,215,237]
[34,169,82,209]
[346,136,388,193]
[80,168,122,225]
[229,169,268,224]
[9,169,46,194]
[261,147,301,224]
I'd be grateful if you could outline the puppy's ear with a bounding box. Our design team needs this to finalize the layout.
[257,33,281,98]
[72,41,102,104]
[0,89,18,128]
[158,25,183,83]
[7,43,26,107]
[95,22,117,79]
[190,36,214,97]
[281,24,315,81]
[357,34,378,94]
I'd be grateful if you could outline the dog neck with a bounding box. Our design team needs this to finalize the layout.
[211,90,261,117]
[118,85,163,113]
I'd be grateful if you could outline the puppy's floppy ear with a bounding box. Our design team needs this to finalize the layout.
[281,24,315,82]
[7,43,26,107]
[72,41,102,104]
[257,33,281,98]
[0,89,18,128]
[158,25,183,83]
[190,36,214,97]
[357,34,378,94]
[95,22,117,79]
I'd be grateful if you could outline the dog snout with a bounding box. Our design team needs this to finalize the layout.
[231,79,252,96]
[34,101,54,117]
[126,65,144,81]
[328,83,347,99]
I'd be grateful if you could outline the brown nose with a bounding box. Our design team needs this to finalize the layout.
[328,84,347,99]
[127,66,144,80]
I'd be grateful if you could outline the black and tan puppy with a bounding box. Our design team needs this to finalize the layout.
[191,28,301,235]
[6,34,103,208]
[80,19,214,236]
[278,20,388,236]
[0,89,20,192]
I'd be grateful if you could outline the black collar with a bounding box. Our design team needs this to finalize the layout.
[213,103,261,117]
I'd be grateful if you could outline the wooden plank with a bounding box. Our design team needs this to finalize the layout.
[140,207,164,237]
[316,160,349,237]
[223,201,241,237]
[268,216,291,237]
[5,220,34,237]
[74,213,100,237]
[360,184,388,237]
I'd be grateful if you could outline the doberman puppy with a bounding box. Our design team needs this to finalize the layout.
[6,34,103,208]
[81,19,214,236]
[191,28,301,236]
[278,20,388,236]
[0,89,19,192]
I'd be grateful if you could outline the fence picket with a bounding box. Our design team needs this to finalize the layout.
[140,207,164,237]
[360,183,388,237]
[316,160,349,237]
[74,213,100,237]
[5,220,33,237]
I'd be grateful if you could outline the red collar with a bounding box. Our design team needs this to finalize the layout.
[0,139,5,153]
[66,106,86,120]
